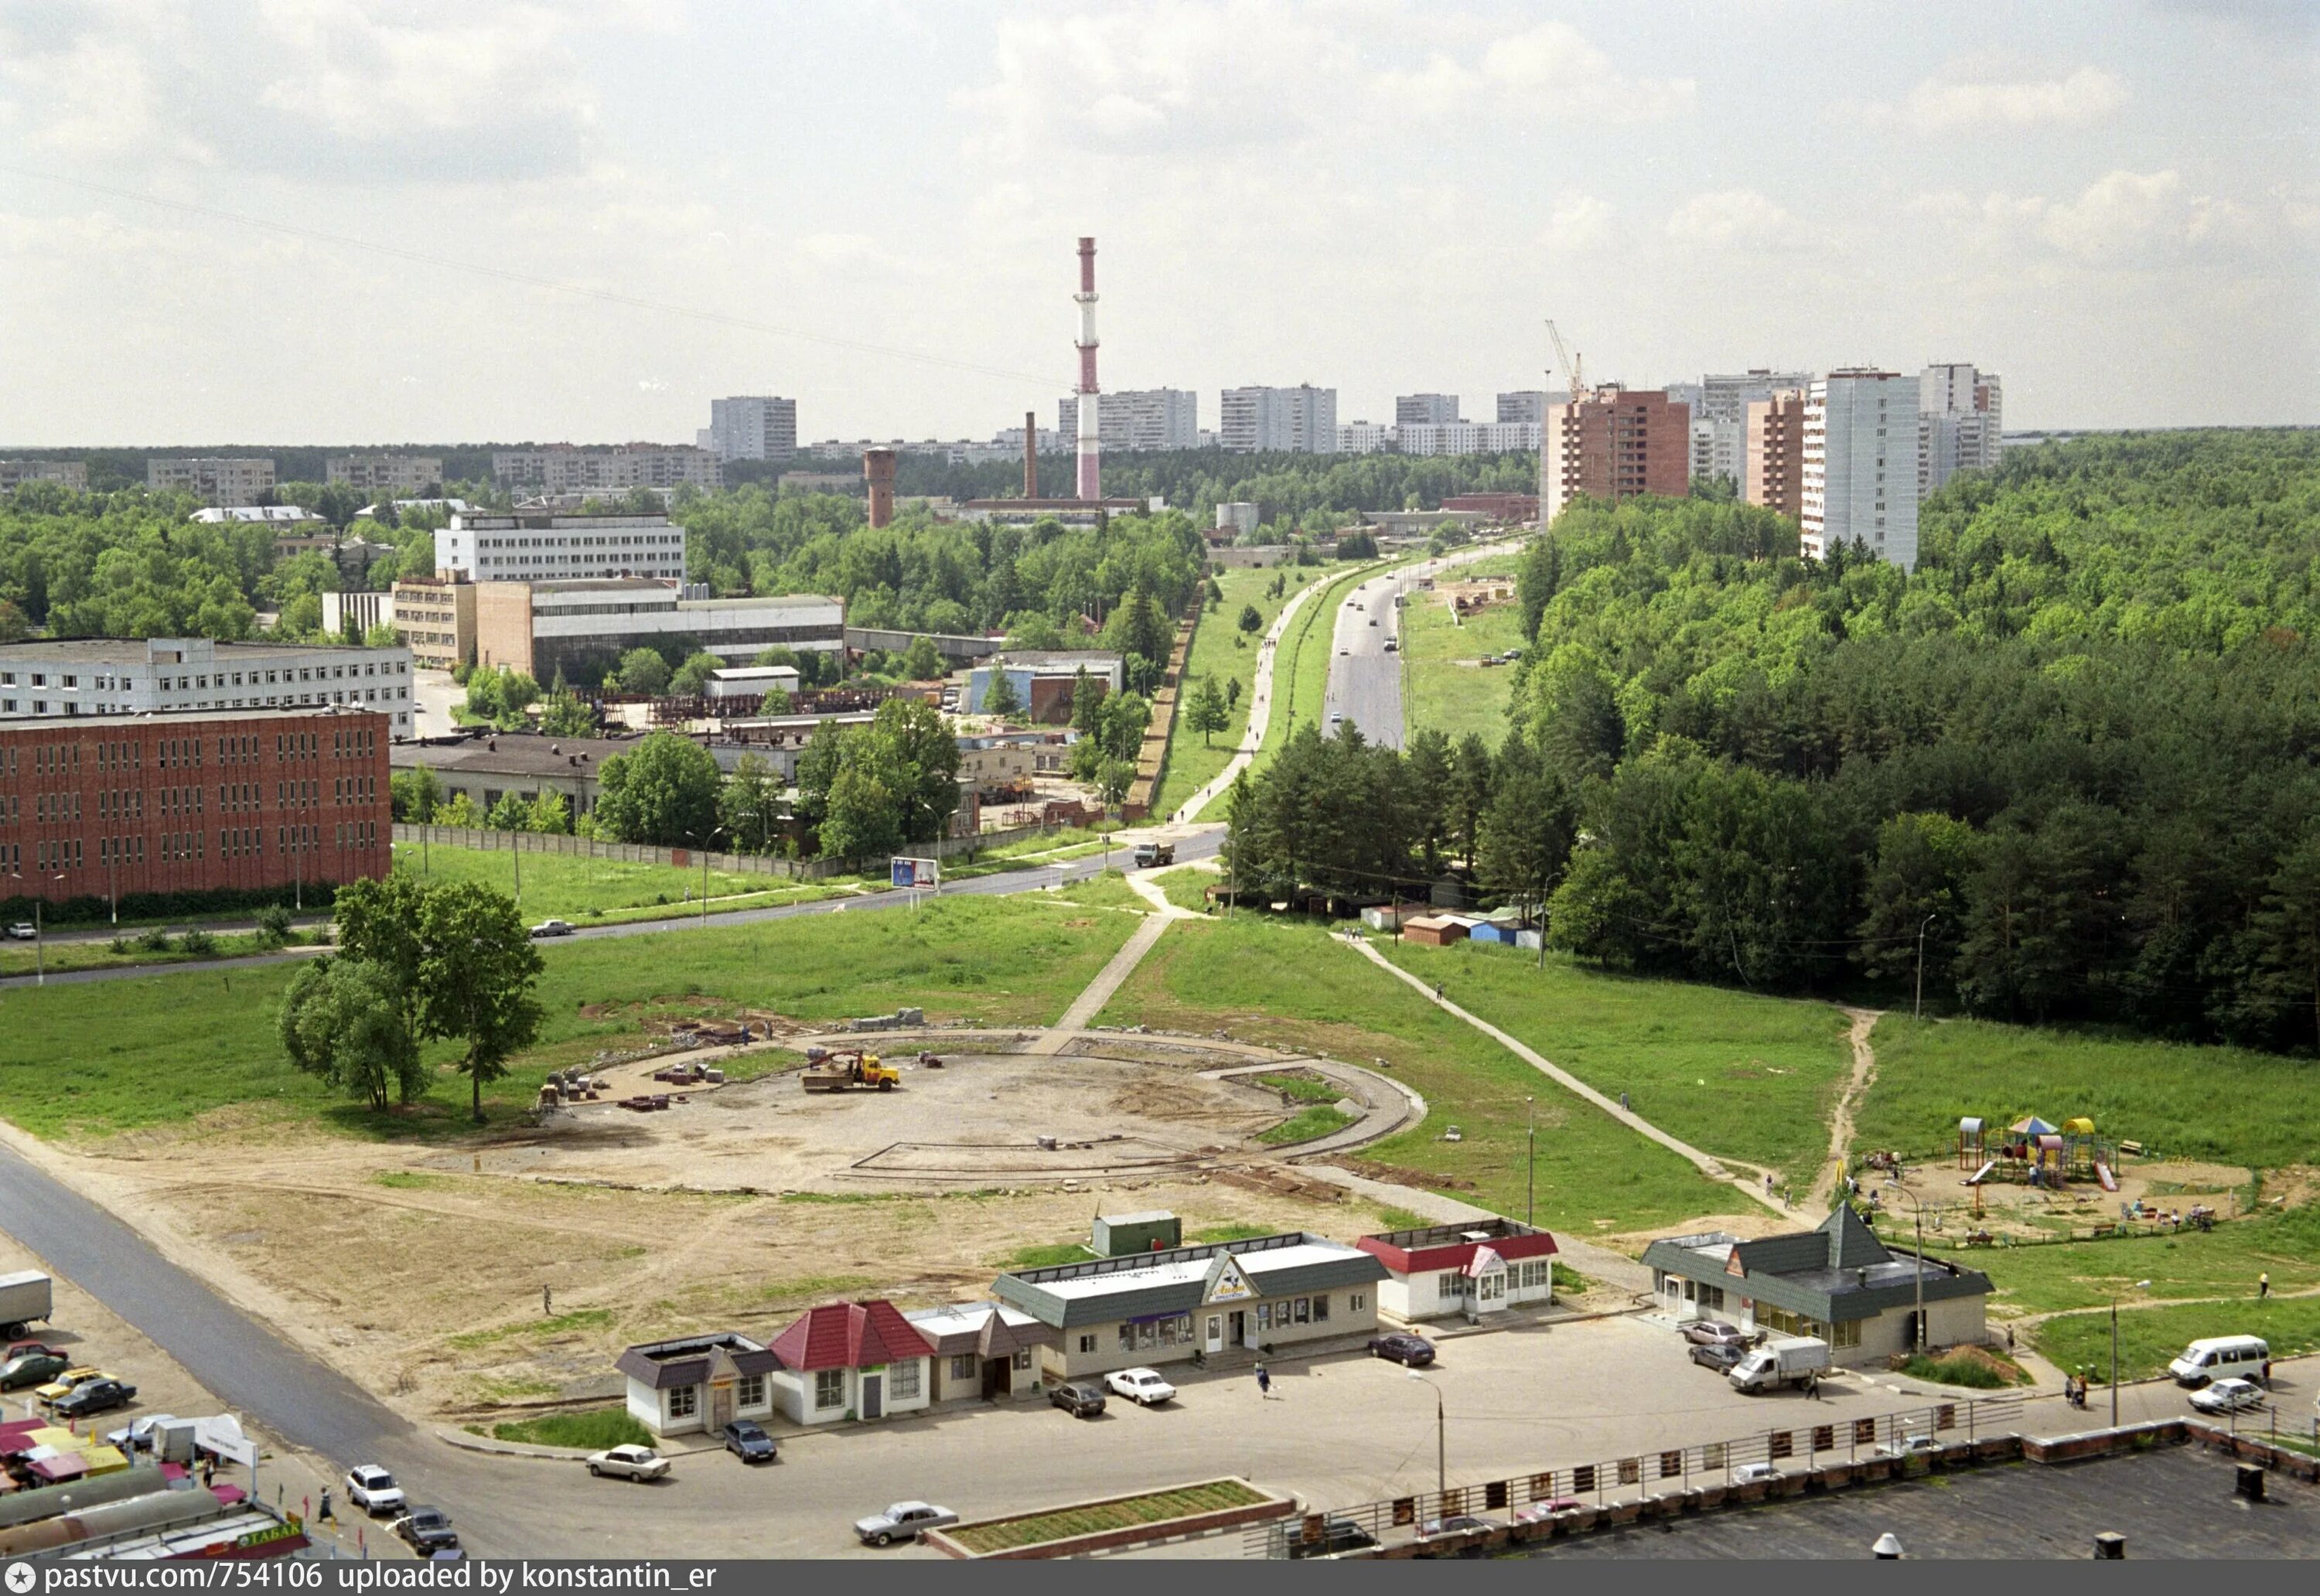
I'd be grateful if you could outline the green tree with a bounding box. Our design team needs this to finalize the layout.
[278,957,423,1110]
[593,731,722,845]
[1853,813,1974,983]
[670,650,722,696]
[328,874,434,1097]
[1098,757,1138,809]
[983,668,1022,718]
[438,793,480,827]
[719,752,782,853]
[759,685,794,715]
[537,688,598,739]
[612,646,672,697]
[1005,612,1066,650]
[528,790,572,834]
[1445,732,1495,867]
[1186,675,1230,746]
[899,634,943,681]
[486,791,532,830]
[2244,828,2320,1049]
[363,620,401,648]
[820,761,905,861]
[1070,668,1105,737]
[391,766,441,823]
[1237,603,1263,635]
[1225,677,1243,711]
[415,882,544,1122]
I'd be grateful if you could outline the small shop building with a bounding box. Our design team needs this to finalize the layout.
[994,1231,1389,1379]
[766,1301,937,1426]
[903,1301,1059,1406]
[1641,1206,1993,1367]
[1356,1219,1559,1321]
[615,1333,780,1438]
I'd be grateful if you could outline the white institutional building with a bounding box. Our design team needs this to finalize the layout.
[435,513,690,584]
[1802,370,1919,571]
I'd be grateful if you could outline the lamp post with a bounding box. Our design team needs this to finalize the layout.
[1879,1182,1931,1356]
[1526,1096,1536,1229]
[9,871,67,985]
[1914,912,1938,1021]
[1407,1371,1445,1496]
[686,827,728,925]
[2111,1280,2151,1427]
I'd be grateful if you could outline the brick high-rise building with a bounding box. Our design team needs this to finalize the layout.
[1744,390,1807,520]
[1540,387,1691,523]
[0,707,390,907]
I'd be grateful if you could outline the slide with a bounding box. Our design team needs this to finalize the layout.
[1967,1160,1997,1185]
[2095,1161,2119,1192]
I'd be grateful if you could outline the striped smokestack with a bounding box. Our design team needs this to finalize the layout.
[1074,236,1099,501]
[1023,410,1038,497]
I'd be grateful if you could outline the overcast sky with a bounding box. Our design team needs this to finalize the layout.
[1,0,2313,446]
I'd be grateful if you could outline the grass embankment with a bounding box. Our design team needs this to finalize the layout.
[1399,563,1527,745]
[947,1479,1270,1554]
[1151,564,1344,818]
[1896,1346,2032,1389]
[486,1407,654,1449]
[0,893,1139,1142]
[0,927,322,980]
[1377,938,1853,1189]
[394,841,849,924]
[1263,563,1385,765]
[1096,916,1728,1233]
[2035,1295,2320,1386]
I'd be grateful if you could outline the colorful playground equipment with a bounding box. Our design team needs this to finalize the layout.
[1958,1113,2124,1192]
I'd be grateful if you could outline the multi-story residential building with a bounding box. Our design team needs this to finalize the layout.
[326,455,444,494]
[473,579,843,683]
[146,458,275,506]
[0,706,391,906]
[435,513,688,584]
[1396,394,1461,427]
[1220,385,1337,454]
[319,592,394,638]
[1496,391,1565,425]
[1400,421,1542,457]
[1058,389,1199,452]
[391,575,478,670]
[699,397,799,464]
[0,638,416,736]
[1802,370,1919,570]
[0,461,88,492]
[1540,388,1691,523]
[490,445,720,493]
[1700,370,1813,425]
[1690,417,1743,485]
[1336,420,1396,455]
[1743,390,1808,520]
[1918,363,2004,497]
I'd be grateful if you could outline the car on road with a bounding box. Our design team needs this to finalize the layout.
[1683,1320,1752,1349]
[1368,618,1378,627]
[106,1414,180,1453]
[1338,647,1349,656]
[52,1378,137,1418]
[33,1366,110,1403]
[1287,1518,1377,1558]
[1383,638,1397,652]
[586,1444,670,1482]
[854,1502,957,1547]
[1106,1367,1176,1406]
[2190,1376,2267,1416]
[345,1465,406,1514]
[1329,712,1343,725]
[1366,1333,1436,1368]
[1730,1462,1783,1486]
[5,922,36,940]
[1418,1513,1499,1540]
[1689,1342,1745,1373]
[0,1350,69,1390]
[1049,1379,1107,1418]
[1130,842,1175,868]
[392,1507,459,1552]
[529,919,575,939]
[722,1420,777,1463]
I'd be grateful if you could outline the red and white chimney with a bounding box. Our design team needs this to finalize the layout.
[1074,237,1100,501]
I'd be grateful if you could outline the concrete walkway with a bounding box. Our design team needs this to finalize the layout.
[1175,566,1341,824]
[1345,937,1803,1223]
[1032,912,1180,1051]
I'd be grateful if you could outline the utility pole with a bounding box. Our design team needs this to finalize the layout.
[1526,1096,1537,1228]
[2112,1280,2151,1427]
[1915,912,1938,1019]
[1409,1373,1445,1495]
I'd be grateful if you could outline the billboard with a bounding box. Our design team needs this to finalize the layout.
[891,858,940,890]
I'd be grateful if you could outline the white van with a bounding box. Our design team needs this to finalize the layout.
[2168,1335,2270,1388]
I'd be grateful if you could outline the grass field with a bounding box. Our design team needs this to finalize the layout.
[1097,916,1729,1233]
[0,926,320,980]
[0,893,1140,1142]
[1151,564,1346,817]
[1853,1015,2320,1172]
[486,1407,654,1449]
[1263,564,1385,762]
[1400,564,1527,745]
[2035,1294,2320,1386]
[1258,1104,1356,1144]
[391,841,849,923]
[1918,1202,2320,1316]
[1377,937,1854,1188]
[947,1479,1270,1553]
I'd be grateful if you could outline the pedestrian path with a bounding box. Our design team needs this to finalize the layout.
[1175,568,1338,824]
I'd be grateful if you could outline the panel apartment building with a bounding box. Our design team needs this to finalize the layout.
[0,461,88,491]
[1219,385,1337,453]
[1918,363,2004,497]
[1802,370,1918,570]
[1540,387,1691,523]
[146,457,275,506]
[0,707,391,905]
[699,396,799,463]
[1057,389,1198,452]
[491,445,721,493]
[435,513,689,584]
[326,454,444,494]
[0,638,416,736]
[1743,390,1808,520]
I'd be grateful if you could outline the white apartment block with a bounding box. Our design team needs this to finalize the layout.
[320,591,395,636]
[1802,370,1919,571]
[1337,421,1396,455]
[1058,389,1198,452]
[436,513,688,584]
[1496,391,1564,425]
[147,457,275,506]
[699,396,798,463]
[0,460,88,491]
[1396,394,1461,426]
[1690,417,1743,484]
[491,445,720,493]
[1918,363,2004,497]
[0,638,415,735]
[1701,370,1813,425]
[1400,421,1541,457]
[1220,385,1338,453]
[326,454,443,493]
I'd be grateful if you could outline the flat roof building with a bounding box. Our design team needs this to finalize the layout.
[491,445,719,493]
[189,505,326,528]
[1220,385,1337,454]
[391,575,476,670]
[473,579,843,684]
[0,461,88,492]
[1540,388,1691,523]
[0,637,415,737]
[699,396,798,464]
[436,513,688,585]
[1802,370,1919,570]
[326,455,442,494]
[146,458,275,506]
[390,730,638,820]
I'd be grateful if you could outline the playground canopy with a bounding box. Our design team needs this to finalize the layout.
[2011,1116,2059,1137]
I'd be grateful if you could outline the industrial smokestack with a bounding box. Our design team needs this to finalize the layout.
[863,447,896,529]
[1074,236,1099,501]
[1023,410,1039,498]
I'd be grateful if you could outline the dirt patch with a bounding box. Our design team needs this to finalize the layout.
[1332,1157,1478,1194]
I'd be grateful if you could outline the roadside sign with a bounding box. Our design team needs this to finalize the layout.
[892,858,940,891]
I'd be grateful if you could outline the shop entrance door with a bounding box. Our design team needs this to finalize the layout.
[861,1373,883,1420]
[1230,1310,1247,1347]
[1205,1315,1223,1354]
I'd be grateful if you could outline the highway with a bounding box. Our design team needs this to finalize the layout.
[1322,537,1533,749]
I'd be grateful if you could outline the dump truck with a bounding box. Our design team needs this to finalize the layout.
[1728,1335,1830,1394]
[1131,841,1175,868]
[0,1271,54,1341]
[800,1049,900,1093]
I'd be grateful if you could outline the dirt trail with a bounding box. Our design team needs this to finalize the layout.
[1808,1006,1884,1215]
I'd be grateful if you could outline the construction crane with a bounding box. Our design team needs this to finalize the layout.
[1544,319,1584,400]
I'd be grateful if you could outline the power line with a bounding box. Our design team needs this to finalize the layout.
[0,164,1054,389]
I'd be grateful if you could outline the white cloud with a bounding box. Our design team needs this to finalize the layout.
[1476,21,1697,120]
[2039,169,2189,260]
[1899,65,2127,131]
[1666,189,1790,249]
[1546,193,1618,255]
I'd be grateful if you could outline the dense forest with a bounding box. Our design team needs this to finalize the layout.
[1227,430,2320,1052]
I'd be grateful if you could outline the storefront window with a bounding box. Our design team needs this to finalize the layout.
[889,1361,920,1400]
[738,1373,766,1408]
[814,1369,844,1410]
[951,1354,977,1379]
[667,1385,698,1419]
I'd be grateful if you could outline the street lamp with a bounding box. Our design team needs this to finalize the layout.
[1878,1181,1932,1356]
[685,827,728,924]
[1914,912,1940,1020]
[1407,1371,1445,1496]
[2111,1280,2151,1427]
[1526,1096,1536,1229]
[7,870,69,985]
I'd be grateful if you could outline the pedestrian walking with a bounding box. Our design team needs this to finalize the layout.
[2259,1270,2270,1299]
[1255,1365,1272,1400]
[1619,1092,1630,1112]
[1433,981,1443,1003]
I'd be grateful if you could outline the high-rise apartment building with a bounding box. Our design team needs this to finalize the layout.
[1540,388,1691,523]
[1689,418,1742,485]
[146,458,275,506]
[1743,390,1807,520]
[1917,363,2004,497]
[700,397,799,464]
[1220,386,1337,454]
[0,461,88,492]
[326,454,444,494]
[1401,422,1542,456]
[1057,389,1198,452]
[1700,370,1813,425]
[435,513,689,584]
[1802,370,1918,570]
[1337,421,1396,455]
[1396,394,1461,426]
[1496,391,1566,425]
[491,445,720,493]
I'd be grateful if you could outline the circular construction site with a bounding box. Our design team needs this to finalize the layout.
[419,1028,1420,1195]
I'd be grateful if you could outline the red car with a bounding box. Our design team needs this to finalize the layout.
[1683,1321,1752,1349]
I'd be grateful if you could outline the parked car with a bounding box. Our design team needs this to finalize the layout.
[1366,1333,1437,1368]
[106,1414,180,1453]
[5,922,36,940]
[53,1378,137,1418]
[854,1502,957,1547]
[2190,1376,2267,1416]
[1689,1342,1745,1373]
[5,1340,63,1361]
[1049,1379,1107,1418]
[34,1366,111,1403]
[0,1351,69,1391]
[1683,1320,1752,1349]
[392,1508,459,1551]
[722,1420,776,1463]
[1730,1462,1783,1485]
[529,919,575,939]
[585,1444,670,1482]
[1287,1518,1377,1558]
[1513,1499,1581,1524]
[1418,1513,1499,1539]
[1875,1434,1941,1459]
[1106,1367,1176,1406]
[344,1465,406,1514]
[1383,639,1398,653]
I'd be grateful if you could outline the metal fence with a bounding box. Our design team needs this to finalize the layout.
[1247,1394,2026,1558]
[392,818,1073,882]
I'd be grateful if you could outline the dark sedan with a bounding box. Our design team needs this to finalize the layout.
[1049,1379,1107,1417]
[1683,1320,1752,1349]
[0,1351,69,1391]
[53,1377,138,1418]
[1367,1333,1437,1368]
[1689,1342,1745,1373]
[723,1420,777,1463]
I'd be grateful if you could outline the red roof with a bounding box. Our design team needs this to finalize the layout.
[1357,1229,1558,1275]
[768,1301,935,1372]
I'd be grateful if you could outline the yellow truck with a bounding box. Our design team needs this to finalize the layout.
[800,1049,900,1093]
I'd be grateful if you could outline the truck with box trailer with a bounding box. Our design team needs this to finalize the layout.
[1728,1334,1830,1394]
[0,1271,54,1341]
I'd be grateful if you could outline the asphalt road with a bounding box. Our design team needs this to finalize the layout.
[1323,537,1533,749]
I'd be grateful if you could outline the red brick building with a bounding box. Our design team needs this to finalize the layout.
[1540,387,1691,523]
[0,708,390,906]
[1744,389,1807,520]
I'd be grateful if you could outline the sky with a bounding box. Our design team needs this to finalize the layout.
[0,0,2314,446]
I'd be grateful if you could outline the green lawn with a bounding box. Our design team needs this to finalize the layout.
[947,1479,1270,1554]
[1400,565,1527,745]
[1916,1202,2320,1316]
[0,893,1138,1142]
[1148,866,1219,912]
[1152,564,1346,817]
[0,927,320,980]
[2035,1294,2320,1386]
[1378,938,1854,1188]
[1852,1015,2320,1173]
[1097,916,1728,1233]
[486,1407,653,1449]
[391,840,847,923]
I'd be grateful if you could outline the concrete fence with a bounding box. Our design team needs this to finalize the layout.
[392,818,1084,884]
